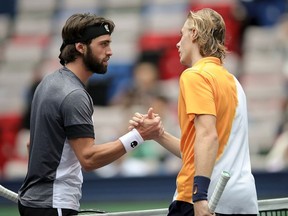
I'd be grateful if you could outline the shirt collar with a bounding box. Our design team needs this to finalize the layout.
[193,57,221,67]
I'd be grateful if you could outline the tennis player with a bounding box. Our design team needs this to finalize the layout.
[130,8,259,216]
[17,13,163,216]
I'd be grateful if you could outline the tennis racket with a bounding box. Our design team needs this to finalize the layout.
[208,171,231,213]
[0,184,18,203]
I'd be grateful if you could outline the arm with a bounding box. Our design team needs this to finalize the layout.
[193,114,219,216]
[194,114,218,177]
[69,112,163,172]
[129,108,181,158]
[62,91,163,172]
[69,137,126,171]
[154,131,181,158]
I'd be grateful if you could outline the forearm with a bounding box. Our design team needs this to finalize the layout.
[155,131,181,158]
[70,137,126,172]
[86,140,126,170]
[75,129,146,171]
[193,134,218,209]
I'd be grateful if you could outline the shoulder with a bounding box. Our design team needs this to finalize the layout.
[64,89,92,105]
[60,89,94,117]
[180,68,205,84]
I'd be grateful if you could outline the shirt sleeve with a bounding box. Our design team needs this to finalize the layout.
[180,71,216,118]
[60,89,95,139]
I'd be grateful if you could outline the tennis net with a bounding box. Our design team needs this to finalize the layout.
[79,198,288,216]
[258,198,288,216]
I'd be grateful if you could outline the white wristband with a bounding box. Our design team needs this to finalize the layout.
[119,129,144,152]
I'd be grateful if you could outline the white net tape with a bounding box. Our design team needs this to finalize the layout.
[80,198,288,216]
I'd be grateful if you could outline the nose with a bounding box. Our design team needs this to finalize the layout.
[176,41,180,49]
[106,46,113,56]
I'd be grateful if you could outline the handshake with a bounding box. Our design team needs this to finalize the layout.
[118,107,164,153]
[120,107,180,158]
[128,107,164,141]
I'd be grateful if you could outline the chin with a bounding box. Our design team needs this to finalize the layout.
[180,59,188,67]
[180,58,192,67]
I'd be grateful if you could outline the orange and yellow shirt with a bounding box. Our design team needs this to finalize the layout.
[174,57,258,214]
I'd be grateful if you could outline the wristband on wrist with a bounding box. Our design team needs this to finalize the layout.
[119,129,144,152]
[192,175,211,203]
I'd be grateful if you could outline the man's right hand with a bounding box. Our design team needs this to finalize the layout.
[128,107,164,140]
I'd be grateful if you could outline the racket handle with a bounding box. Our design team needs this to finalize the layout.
[0,184,18,203]
[208,171,231,213]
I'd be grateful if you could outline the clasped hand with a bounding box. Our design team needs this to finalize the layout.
[128,107,164,140]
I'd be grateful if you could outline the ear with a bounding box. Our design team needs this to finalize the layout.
[75,42,86,54]
[190,28,198,41]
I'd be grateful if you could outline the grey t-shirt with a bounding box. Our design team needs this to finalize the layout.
[19,67,95,211]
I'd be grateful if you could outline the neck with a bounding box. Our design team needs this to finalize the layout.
[191,55,203,67]
[65,60,92,85]
[190,45,203,67]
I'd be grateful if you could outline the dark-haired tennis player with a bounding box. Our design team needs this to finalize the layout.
[18,13,163,216]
